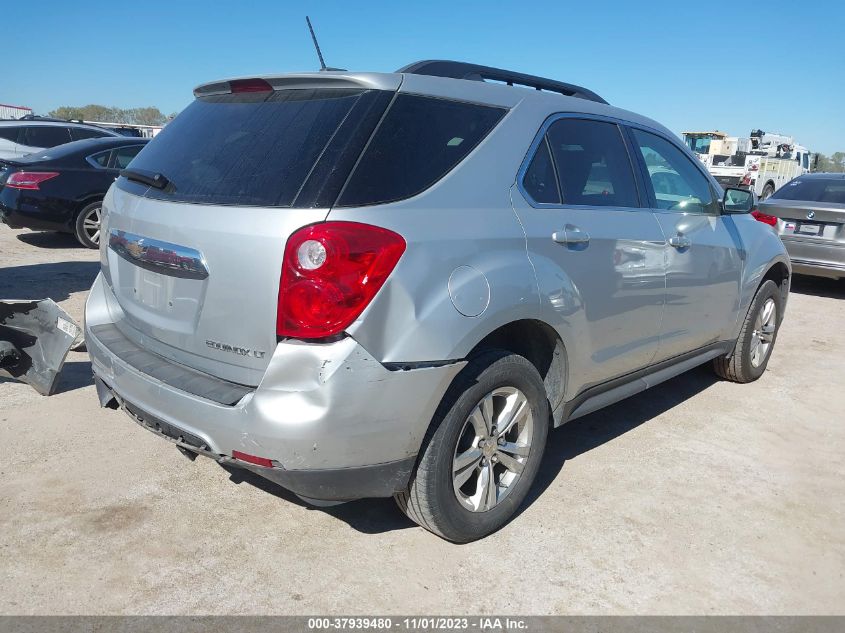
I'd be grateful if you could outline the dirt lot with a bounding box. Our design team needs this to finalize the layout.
[0,224,843,615]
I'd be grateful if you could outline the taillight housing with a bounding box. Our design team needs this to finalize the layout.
[751,208,778,226]
[6,171,59,190]
[277,222,406,339]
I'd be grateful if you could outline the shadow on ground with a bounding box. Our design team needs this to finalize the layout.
[0,261,100,301]
[227,365,718,537]
[790,274,845,299]
[15,231,82,250]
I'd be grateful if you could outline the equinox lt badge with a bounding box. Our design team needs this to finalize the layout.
[206,339,266,359]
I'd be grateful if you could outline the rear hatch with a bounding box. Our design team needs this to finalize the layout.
[100,74,399,386]
[760,177,845,245]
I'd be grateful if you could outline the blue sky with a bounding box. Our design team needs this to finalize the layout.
[5,0,844,153]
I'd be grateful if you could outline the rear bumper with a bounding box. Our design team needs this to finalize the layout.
[781,238,845,279]
[85,273,464,500]
[0,193,73,232]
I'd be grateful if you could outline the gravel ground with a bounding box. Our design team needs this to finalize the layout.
[0,224,843,615]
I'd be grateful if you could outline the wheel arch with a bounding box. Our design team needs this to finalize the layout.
[760,259,790,308]
[762,180,776,196]
[466,318,567,419]
[72,194,105,219]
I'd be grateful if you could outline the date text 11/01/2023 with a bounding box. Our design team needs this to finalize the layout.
[307,617,529,630]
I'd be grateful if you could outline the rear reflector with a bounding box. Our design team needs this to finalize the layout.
[229,78,273,93]
[232,450,274,468]
[6,171,60,190]
[751,209,778,226]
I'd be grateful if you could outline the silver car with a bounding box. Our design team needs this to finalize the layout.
[0,117,119,159]
[755,173,845,279]
[85,61,791,542]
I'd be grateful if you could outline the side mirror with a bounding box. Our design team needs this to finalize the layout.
[722,187,755,214]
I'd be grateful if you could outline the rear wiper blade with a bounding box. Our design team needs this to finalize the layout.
[120,168,171,190]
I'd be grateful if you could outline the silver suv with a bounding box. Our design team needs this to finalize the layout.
[0,117,118,159]
[85,61,790,542]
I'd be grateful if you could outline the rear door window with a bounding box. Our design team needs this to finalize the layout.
[21,126,72,148]
[337,95,505,207]
[0,127,18,142]
[545,119,639,208]
[122,88,392,207]
[111,144,145,169]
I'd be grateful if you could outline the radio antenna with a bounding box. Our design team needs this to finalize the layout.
[306,16,328,71]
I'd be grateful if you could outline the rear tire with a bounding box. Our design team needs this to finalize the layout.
[74,201,103,249]
[760,183,775,200]
[396,350,549,542]
[713,280,782,383]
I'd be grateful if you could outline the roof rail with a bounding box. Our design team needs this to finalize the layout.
[396,60,608,105]
[18,114,87,124]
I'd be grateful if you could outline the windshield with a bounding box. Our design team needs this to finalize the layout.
[685,136,712,154]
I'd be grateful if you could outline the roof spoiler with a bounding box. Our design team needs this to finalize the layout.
[397,60,608,104]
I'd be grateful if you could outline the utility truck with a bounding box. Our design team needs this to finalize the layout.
[683,129,812,199]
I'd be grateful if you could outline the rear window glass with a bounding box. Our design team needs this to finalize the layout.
[771,178,845,205]
[0,128,18,142]
[121,88,391,207]
[337,95,505,207]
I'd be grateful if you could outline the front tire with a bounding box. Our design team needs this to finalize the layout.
[396,350,549,542]
[74,201,103,249]
[713,279,782,383]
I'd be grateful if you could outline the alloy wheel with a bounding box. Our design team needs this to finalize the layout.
[82,206,102,245]
[750,297,777,367]
[452,386,533,512]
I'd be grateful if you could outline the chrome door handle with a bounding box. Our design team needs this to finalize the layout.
[669,235,691,249]
[552,226,591,246]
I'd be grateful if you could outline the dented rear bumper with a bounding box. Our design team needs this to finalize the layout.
[85,273,464,500]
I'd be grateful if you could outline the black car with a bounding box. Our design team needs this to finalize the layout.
[0,136,148,248]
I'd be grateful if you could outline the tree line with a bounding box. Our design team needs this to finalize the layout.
[47,104,176,126]
[813,152,845,173]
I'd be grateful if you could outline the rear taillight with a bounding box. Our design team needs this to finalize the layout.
[229,78,273,93]
[6,171,59,190]
[751,209,778,226]
[277,222,406,339]
[740,173,752,186]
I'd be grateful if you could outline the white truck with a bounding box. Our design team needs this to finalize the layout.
[682,129,812,199]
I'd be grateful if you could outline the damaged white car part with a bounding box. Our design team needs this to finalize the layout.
[0,299,80,395]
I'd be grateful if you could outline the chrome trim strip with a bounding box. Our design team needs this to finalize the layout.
[108,229,209,280]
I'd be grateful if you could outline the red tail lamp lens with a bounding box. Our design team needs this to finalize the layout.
[277,222,406,339]
[6,171,60,190]
[751,209,778,226]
